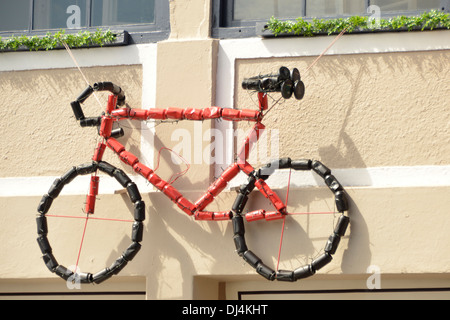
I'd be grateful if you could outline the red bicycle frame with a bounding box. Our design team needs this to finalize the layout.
[90,91,286,223]
[41,70,349,284]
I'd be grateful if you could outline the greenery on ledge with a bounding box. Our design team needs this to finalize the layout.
[266,10,450,37]
[0,29,117,51]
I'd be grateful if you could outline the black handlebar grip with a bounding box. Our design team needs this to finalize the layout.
[242,77,280,92]
[93,82,126,106]
[79,117,102,127]
[242,78,263,91]
[241,67,305,100]
[71,101,85,120]
[76,85,94,104]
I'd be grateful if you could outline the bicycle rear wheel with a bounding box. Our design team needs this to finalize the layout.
[231,158,350,281]
[36,161,145,284]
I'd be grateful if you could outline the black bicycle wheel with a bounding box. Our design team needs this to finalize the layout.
[36,161,145,284]
[231,158,350,281]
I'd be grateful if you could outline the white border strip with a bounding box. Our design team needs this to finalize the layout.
[230,165,450,190]
[2,165,449,197]
[0,175,154,197]
[0,43,156,71]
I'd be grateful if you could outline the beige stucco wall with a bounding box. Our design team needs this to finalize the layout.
[154,39,218,191]
[0,65,143,177]
[235,50,450,169]
[0,0,449,300]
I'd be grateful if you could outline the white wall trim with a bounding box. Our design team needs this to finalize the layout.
[230,165,450,190]
[0,175,154,197]
[0,43,157,71]
[2,165,449,197]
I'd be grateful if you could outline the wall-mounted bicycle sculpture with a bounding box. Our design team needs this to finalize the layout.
[36,64,349,284]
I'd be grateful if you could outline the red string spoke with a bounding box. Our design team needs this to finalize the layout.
[75,214,90,273]
[287,211,336,216]
[47,213,133,275]
[47,211,134,274]
[275,169,336,273]
[276,168,292,272]
[46,214,134,223]
[276,216,286,272]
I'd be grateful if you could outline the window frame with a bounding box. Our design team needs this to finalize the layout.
[0,0,170,44]
[212,0,449,39]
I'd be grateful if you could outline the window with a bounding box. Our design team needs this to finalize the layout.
[0,0,169,44]
[233,0,304,22]
[306,0,366,17]
[371,0,442,13]
[91,0,155,27]
[0,0,31,32]
[212,0,448,38]
[33,0,88,30]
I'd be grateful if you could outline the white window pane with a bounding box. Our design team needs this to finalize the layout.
[371,0,441,12]
[306,0,366,17]
[233,0,304,21]
[92,0,155,27]
[0,0,30,31]
[33,0,87,30]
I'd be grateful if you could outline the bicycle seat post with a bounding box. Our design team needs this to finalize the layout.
[107,94,118,114]
[258,92,268,111]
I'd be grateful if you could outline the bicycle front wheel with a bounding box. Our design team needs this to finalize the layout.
[231,158,350,281]
[36,161,145,284]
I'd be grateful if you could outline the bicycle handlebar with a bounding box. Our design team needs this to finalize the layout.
[70,82,126,125]
[242,66,305,100]
[93,82,126,106]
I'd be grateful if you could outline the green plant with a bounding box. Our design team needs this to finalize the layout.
[0,29,117,51]
[266,10,450,37]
